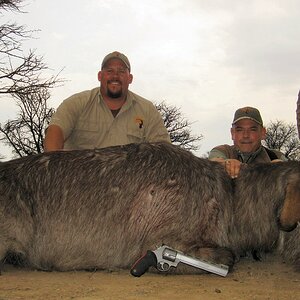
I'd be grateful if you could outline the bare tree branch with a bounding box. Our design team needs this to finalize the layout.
[0,1,64,98]
[0,87,55,156]
[155,101,203,151]
[264,120,300,161]
[0,0,64,158]
[0,0,23,12]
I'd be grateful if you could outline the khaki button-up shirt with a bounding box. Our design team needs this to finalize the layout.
[49,87,170,150]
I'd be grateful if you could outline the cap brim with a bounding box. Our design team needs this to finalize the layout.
[232,117,263,125]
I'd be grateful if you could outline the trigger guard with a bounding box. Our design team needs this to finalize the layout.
[157,261,170,272]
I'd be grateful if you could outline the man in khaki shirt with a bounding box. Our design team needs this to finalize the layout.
[44,51,170,151]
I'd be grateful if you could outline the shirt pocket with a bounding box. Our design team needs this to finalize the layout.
[126,123,145,143]
[73,120,100,146]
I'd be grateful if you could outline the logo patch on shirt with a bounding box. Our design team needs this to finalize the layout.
[135,117,144,129]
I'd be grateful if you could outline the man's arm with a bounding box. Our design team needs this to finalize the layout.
[145,105,171,143]
[43,91,86,152]
[208,148,228,160]
[43,125,65,152]
[268,148,288,162]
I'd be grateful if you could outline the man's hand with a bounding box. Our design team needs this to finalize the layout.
[271,159,284,163]
[210,158,242,178]
[224,159,242,178]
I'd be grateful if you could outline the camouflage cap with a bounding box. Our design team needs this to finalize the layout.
[232,106,263,126]
[101,51,131,72]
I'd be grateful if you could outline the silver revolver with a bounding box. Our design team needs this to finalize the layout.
[130,245,229,277]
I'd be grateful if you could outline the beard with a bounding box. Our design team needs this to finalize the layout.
[107,89,122,98]
[106,81,123,98]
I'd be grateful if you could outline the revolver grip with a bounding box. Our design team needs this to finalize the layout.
[130,250,157,277]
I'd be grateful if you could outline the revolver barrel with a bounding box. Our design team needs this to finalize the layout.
[162,247,229,277]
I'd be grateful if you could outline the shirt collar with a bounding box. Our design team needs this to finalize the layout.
[236,145,263,163]
[98,89,134,109]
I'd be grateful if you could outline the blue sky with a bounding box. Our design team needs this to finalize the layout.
[1,0,300,158]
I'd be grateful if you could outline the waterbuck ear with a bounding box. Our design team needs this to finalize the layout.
[279,173,300,232]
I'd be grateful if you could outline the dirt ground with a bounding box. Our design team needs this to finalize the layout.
[0,256,299,300]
